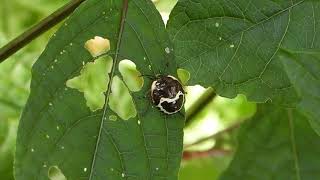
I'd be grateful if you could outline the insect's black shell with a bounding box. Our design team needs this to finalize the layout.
[151,75,185,114]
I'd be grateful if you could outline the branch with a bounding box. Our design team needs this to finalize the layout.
[184,121,243,149]
[0,0,86,63]
[185,87,216,125]
[183,148,233,160]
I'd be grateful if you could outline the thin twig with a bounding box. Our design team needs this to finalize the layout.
[184,121,243,149]
[185,87,216,125]
[0,0,86,63]
[183,148,233,160]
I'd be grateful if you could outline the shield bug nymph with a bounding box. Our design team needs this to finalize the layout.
[150,75,185,114]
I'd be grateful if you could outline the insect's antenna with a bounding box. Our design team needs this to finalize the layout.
[139,74,156,80]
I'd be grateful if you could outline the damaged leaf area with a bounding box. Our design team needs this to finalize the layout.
[84,36,111,57]
[66,56,113,111]
[15,0,184,180]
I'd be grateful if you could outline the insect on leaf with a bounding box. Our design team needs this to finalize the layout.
[15,0,184,179]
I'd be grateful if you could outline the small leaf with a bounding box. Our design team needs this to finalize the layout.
[167,0,320,106]
[221,104,320,180]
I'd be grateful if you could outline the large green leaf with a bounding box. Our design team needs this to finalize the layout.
[15,0,185,179]
[279,50,320,135]
[221,104,320,180]
[167,0,320,106]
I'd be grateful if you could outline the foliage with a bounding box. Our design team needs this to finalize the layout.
[0,0,319,179]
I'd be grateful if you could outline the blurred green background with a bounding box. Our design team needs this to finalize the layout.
[0,0,256,179]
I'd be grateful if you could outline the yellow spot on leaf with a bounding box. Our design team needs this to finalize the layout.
[84,36,110,57]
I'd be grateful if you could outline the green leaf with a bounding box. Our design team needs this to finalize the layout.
[0,120,17,180]
[279,50,320,135]
[15,0,184,179]
[221,104,320,180]
[179,156,232,180]
[167,0,320,106]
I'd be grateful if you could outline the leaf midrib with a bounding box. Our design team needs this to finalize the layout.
[88,0,129,179]
[288,109,301,180]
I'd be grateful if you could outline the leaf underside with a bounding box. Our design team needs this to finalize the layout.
[167,0,320,107]
[15,0,184,179]
[221,104,320,180]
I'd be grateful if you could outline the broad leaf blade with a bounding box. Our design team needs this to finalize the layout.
[221,104,320,180]
[280,50,320,135]
[167,0,320,106]
[15,0,184,179]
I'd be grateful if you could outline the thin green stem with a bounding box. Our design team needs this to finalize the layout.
[0,0,86,63]
[184,121,243,149]
[185,87,216,125]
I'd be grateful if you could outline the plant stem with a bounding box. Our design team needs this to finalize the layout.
[0,0,86,63]
[184,121,243,149]
[183,148,232,160]
[185,87,216,125]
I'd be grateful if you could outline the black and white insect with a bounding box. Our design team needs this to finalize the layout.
[150,75,185,114]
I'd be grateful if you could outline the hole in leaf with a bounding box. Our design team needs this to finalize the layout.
[108,76,137,120]
[66,56,113,111]
[177,68,190,85]
[119,59,144,92]
[48,166,66,180]
[84,36,110,57]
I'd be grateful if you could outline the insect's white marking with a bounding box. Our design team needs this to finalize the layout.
[156,91,184,114]
[31,148,35,152]
[219,37,222,41]
[49,102,53,106]
[167,75,178,81]
[230,44,235,48]
[83,168,87,172]
[121,173,125,177]
[215,22,219,27]
[151,81,157,97]
[54,59,58,63]
[56,126,60,130]
[46,134,50,139]
[69,43,73,46]
[138,120,141,125]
